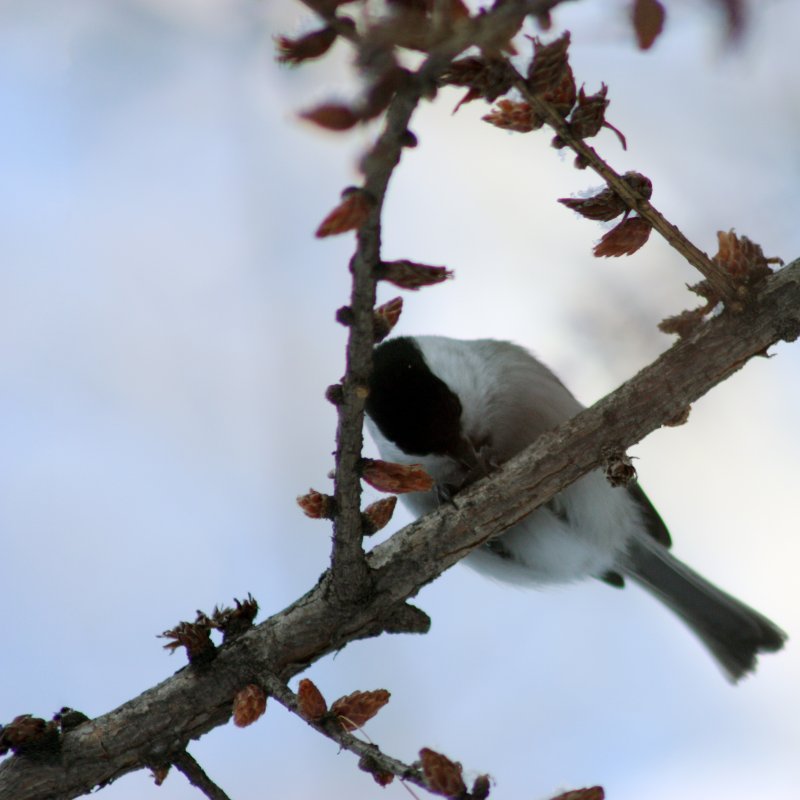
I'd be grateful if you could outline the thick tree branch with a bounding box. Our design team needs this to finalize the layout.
[3,258,798,800]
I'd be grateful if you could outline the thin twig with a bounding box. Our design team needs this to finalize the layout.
[172,751,232,800]
[510,73,739,305]
[327,0,565,601]
[259,672,429,791]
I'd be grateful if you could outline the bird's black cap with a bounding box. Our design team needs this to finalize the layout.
[366,337,463,457]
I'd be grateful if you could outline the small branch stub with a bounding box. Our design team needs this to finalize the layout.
[604,451,637,487]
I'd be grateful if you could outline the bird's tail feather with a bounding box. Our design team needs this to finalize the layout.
[624,534,786,682]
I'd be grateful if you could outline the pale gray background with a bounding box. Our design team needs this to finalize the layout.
[2,1,799,798]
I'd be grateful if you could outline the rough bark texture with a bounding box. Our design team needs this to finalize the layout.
[2,258,798,800]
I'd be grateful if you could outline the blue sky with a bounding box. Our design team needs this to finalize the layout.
[2,1,800,799]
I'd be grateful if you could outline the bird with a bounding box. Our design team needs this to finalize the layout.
[364,335,786,682]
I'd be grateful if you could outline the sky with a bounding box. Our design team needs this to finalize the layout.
[1,1,800,799]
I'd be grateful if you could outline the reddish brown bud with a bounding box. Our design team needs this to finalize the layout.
[377,259,452,289]
[569,84,609,139]
[483,99,544,133]
[297,489,335,519]
[160,614,216,665]
[528,32,572,96]
[559,172,652,222]
[713,229,781,284]
[331,689,390,732]
[362,496,398,535]
[543,61,577,117]
[361,459,434,494]
[275,26,338,64]
[472,774,491,800]
[440,57,515,105]
[632,0,666,50]
[316,188,375,237]
[419,747,467,798]
[300,103,360,131]
[233,684,267,728]
[551,788,605,800]
[593,216,651,257]
[374,297,403,342]
[211,595,259,641]
[298,678,329,721]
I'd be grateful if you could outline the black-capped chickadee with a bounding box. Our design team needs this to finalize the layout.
[365,335,786,681]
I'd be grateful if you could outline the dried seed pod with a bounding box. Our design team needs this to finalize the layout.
[593,216,651,257]
[419,747,467,798]
[233,684,267,728]
[331,689,390,731]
